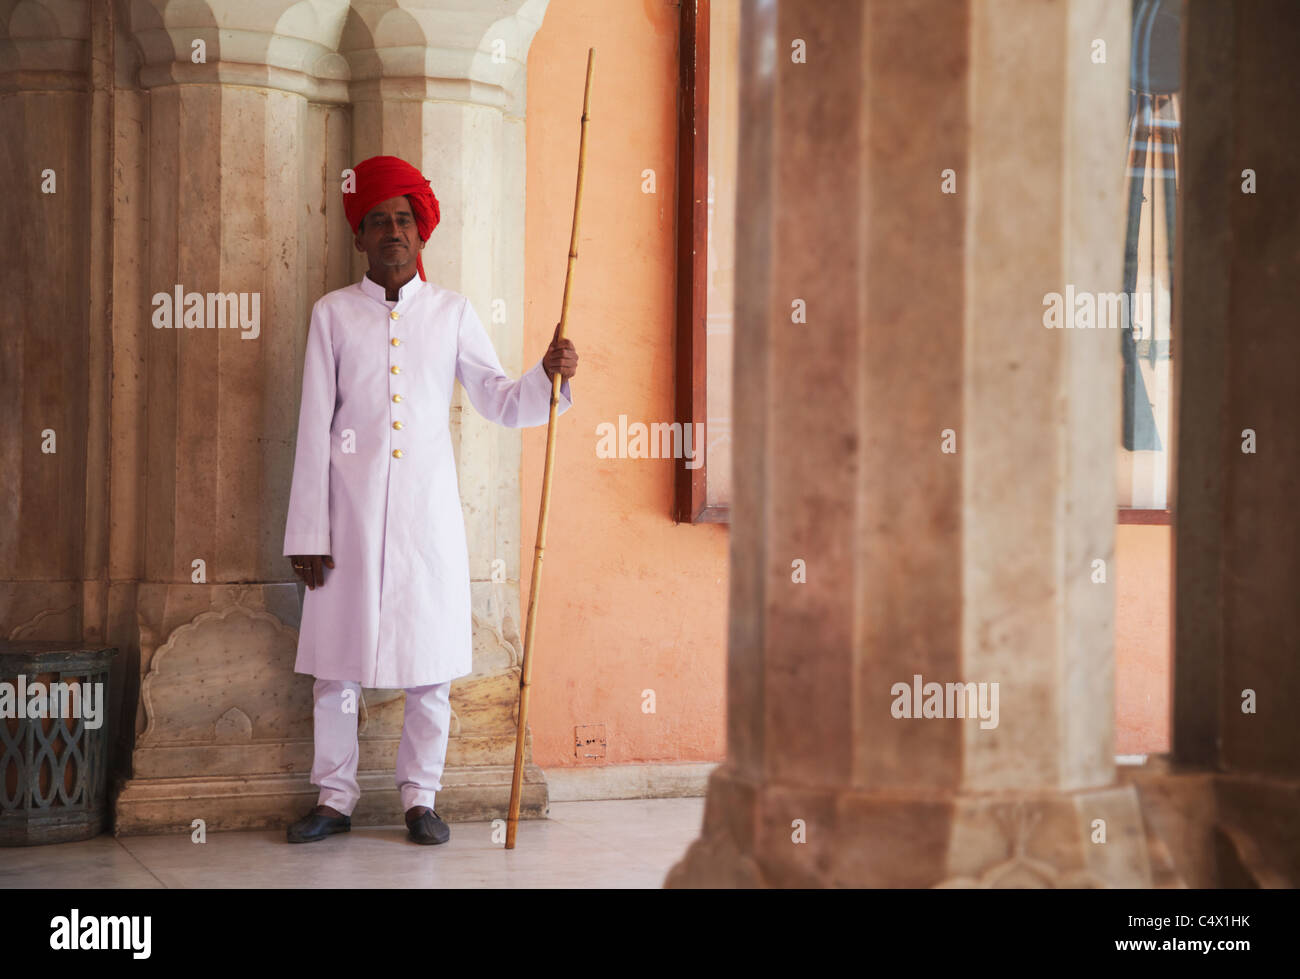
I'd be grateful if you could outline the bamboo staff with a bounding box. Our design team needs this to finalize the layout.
[506,47,595,849]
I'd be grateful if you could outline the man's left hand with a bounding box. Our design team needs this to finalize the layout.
[543,322,579,381]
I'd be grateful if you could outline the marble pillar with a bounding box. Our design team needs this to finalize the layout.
[111,0,354,832]
[103,0,552,832]
[0,1,128,766]
[0,5,92,644]
[668,0,1151,887]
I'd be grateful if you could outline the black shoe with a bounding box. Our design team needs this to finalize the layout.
[286,805,351,843]
[405,806,450,845]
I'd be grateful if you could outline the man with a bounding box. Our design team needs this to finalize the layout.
[283,155,578,845]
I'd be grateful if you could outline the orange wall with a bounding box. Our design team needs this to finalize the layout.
[1114,524,1172,755]
[522,0,730,770]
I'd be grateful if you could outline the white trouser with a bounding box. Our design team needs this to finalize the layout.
[310,678,452,816]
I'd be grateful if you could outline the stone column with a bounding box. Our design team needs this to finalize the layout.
[0,4,92,644]
[669,0,1150,887]
[114,0,356,831]
[339,0,553,821]
[1126,0,1300,888]
[0,0,145,800]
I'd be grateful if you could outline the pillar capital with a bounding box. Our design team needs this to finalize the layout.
[340,0,548,117]
[122,0,549,110]
[0,0,90,92]
[125,0,351,100]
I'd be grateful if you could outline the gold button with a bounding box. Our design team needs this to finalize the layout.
[392,449,403,459]
[393,421,403,431]
[392,394,402,403]
[390,311,399,320]
[391,338,401,347]
[391,366,401,374]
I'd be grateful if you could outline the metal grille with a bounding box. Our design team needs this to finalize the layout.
[0,647,116,845]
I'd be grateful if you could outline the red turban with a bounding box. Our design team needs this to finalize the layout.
[343,155,441,281]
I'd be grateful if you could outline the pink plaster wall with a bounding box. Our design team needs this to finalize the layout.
[521,0,730,771]
[1114,524,1172,755]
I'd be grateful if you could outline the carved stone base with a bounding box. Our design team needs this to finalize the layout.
[1119,758,1300,888]
[115,584,548,835]
[113,762,548,835]
[665,763,1153,888]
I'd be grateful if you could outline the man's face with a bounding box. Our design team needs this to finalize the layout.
[355,195,423,274]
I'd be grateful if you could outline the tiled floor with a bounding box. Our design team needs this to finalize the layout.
[0,797,705,889]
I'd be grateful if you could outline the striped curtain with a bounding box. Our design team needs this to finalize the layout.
[1121,0,1180,453]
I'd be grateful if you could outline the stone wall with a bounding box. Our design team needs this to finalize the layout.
[0,0,555,833]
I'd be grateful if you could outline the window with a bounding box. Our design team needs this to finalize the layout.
[1118,0,1181,519]
[674,0,737,523]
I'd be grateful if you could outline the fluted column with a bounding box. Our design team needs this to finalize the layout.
[0,3,92,643]
[114,0,356,832]
[669,0,1149,888]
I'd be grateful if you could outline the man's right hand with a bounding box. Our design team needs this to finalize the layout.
[290,555,334,590]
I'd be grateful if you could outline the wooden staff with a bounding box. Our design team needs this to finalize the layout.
[506,47,595,849]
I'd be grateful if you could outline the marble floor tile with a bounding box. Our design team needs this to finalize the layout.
[546,798,704,868]
[0,798,706,889]
[0,834,164,889]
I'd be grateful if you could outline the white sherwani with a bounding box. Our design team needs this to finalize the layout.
[283,273,573,688]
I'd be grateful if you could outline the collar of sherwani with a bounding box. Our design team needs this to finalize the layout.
[359,272,425,307]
